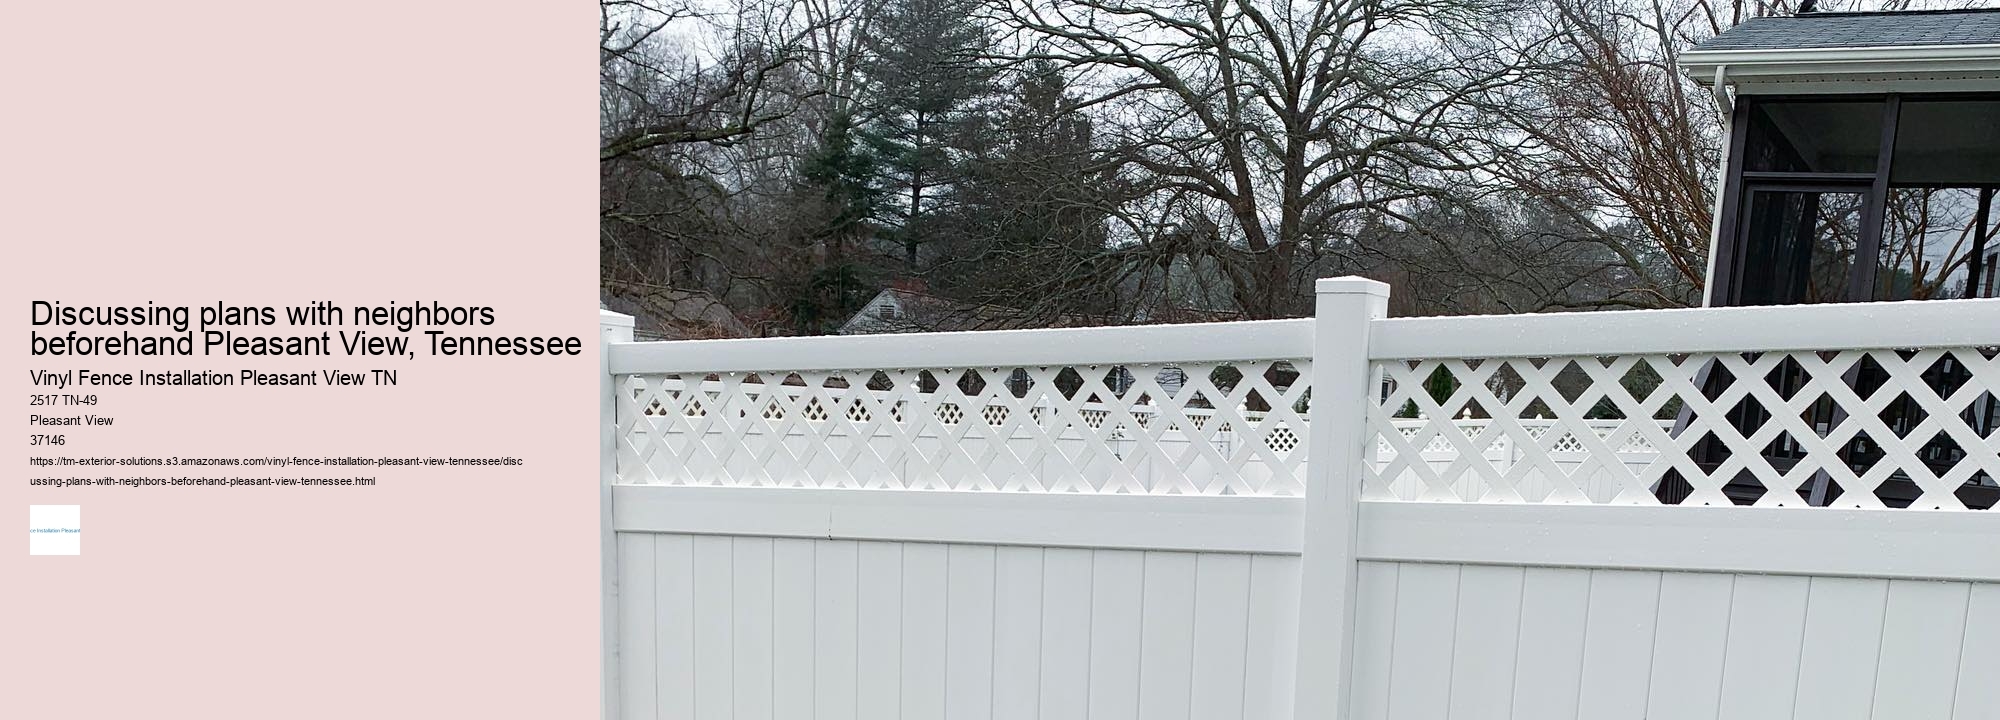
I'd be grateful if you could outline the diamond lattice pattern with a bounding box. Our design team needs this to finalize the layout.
[1366,349,2000,509]
[617,361,1311,495]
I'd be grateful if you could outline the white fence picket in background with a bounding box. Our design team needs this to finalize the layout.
[616,360,1312,496]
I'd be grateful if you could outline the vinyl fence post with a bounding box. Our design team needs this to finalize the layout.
[1294,276,1389,720]
[600,309,634,720]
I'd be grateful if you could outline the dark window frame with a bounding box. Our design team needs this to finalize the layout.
[1731,181,1871,306]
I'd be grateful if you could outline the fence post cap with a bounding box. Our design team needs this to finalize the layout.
[1315,275,1390,297]
[599,309,636,327]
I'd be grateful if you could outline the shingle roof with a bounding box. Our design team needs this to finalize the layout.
[1691,8,2000,52]
[601,282,749,340]
[843,287,1102,335]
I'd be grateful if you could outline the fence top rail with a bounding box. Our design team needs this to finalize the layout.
[1369,297,2000,360]
[607,318,1314,376]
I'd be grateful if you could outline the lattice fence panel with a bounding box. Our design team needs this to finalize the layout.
[617,360,1311,495]
[1365,348,2000,509]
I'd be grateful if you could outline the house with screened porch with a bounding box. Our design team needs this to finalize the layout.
[1675,7,2000,508]
[595,8,2000,720]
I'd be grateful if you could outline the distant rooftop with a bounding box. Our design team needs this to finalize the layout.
[1691,8,2000,52]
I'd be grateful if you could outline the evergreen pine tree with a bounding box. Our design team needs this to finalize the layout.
[787,110,883,334]
[936,62,1117,318]
[859,0,994,270]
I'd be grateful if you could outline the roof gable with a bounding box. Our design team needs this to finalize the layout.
[839,287,1105,335]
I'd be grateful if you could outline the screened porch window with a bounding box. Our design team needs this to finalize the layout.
[1742,100,1884,174]
[1878,98,2000,301]
[1718,95,1999,307]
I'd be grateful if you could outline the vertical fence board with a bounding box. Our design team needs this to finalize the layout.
[692,536,736,720]
[900,544,949,720]
[1243,555,1301,720]
[944,544,997,720]
[1039,548,1095,720]
[771,540,815,720]
[733,538,776,720]
[992,546,1045,720]
[1510,567,1591,720]
[1138,551,1199,720]
[813,540,860,720]
[1446,564,1525,720]
[624,532,1996,720]
[1872,580,1970,719]
[1953,583,2000,720]
[857,541,904,720]
[1386,563,1460,720]
[1643,572,1733,720]
[1716,574,1809,720]
[603,313,633,720]
[1575,570,1663,720]
[1793,577,1889,720]
[1087,550,1145,720]
[619,534,658,720]
[657,535,696,720]
[1190,553,1253,720]
[1349,561,1400,720]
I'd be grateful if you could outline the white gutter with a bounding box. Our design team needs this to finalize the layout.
[1708,65,1733,116]
[1700,64,1731,308]
[1679,43,2000,82]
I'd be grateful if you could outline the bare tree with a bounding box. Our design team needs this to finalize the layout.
[599,0,1987,335]
[987,0,1542,317]
[1476,0,1719,307]
[1481,0,1979,309]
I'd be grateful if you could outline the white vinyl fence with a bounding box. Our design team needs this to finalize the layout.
[598,278,2000,720]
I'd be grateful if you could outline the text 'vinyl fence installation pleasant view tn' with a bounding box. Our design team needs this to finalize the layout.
[598,277,2000,720]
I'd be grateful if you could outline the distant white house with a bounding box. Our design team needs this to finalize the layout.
[838,286,1098,336]
[840,283,1243,337]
